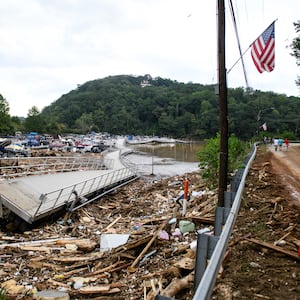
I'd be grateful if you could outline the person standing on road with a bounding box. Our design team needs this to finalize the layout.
[284,138,289,151]
[273,137,279,151]
[263,136,267,144]
[278,138,283,150]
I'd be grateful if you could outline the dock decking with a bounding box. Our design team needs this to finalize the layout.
[0,149,138,224]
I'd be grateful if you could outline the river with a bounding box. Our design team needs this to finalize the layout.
[123,142,203,179]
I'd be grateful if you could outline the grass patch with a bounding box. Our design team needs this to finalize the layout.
[0,289,8,300]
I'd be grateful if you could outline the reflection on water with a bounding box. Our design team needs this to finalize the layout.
[131,142,203,162]
[124,142,204,178]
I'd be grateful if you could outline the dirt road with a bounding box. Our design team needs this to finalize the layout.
[269,143,300,205]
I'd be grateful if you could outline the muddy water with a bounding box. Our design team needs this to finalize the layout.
[132,142,203,162]
[125,142,203,178]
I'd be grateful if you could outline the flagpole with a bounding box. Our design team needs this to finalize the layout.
[227,46,251,74]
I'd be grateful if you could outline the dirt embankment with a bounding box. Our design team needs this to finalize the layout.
[213,144,300,300]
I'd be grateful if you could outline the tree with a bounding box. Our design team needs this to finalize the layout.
[74,113,94,133]
[0,94,13,134]
[10,116,24,133]
[37,75,300,139]
[290,20,300,88]
[24,106,44,133]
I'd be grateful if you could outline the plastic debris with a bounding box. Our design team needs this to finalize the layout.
[100,234,130,252]
[179,220,195,234]
[159,230,169,240]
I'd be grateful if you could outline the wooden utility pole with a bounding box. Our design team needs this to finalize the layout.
[217,0,228,207]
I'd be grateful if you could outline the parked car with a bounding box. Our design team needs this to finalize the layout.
[91,143,109,153]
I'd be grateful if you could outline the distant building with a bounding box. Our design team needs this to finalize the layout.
[140,80,151,88]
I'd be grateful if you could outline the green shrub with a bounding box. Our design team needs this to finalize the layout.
[198,133,247,186]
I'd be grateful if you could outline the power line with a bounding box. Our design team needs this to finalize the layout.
[227,0,249,88]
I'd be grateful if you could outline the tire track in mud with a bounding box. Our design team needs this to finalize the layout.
[269,143,300,205]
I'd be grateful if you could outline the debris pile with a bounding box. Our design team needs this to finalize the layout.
[1,146,299,299]
[0,172,218,299]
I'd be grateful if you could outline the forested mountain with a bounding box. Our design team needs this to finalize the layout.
[40,74,299,140]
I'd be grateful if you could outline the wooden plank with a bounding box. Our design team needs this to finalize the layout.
[128,220,168,271]
[190,216,214,224]
[246,238,300,260]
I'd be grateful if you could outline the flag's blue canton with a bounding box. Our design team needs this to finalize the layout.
[262,24,274,43]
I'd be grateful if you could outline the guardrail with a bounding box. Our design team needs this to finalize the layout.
[155,144,257,300]
[0,156,114,179]
[192,144,257,300]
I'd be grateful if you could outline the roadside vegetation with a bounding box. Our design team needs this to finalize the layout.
[197,133,248,186]
[0,289,8,300]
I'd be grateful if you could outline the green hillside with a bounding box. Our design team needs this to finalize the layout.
[37,74,299,140]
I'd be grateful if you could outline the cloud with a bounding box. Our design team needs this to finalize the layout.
[0,0,299,117]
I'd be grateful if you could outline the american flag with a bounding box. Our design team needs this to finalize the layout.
[251,22,275,73]
[262,122,267,131]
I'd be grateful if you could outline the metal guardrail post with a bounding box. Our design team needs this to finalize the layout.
[231,168,245,192]
[224,191,234,207]
[214,191,233,236]
[214,206,231,236]
[194,233,219,291]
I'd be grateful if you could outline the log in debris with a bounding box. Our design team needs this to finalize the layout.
[160,272,194,297]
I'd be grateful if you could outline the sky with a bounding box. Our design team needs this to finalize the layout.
[0,0,299,117]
